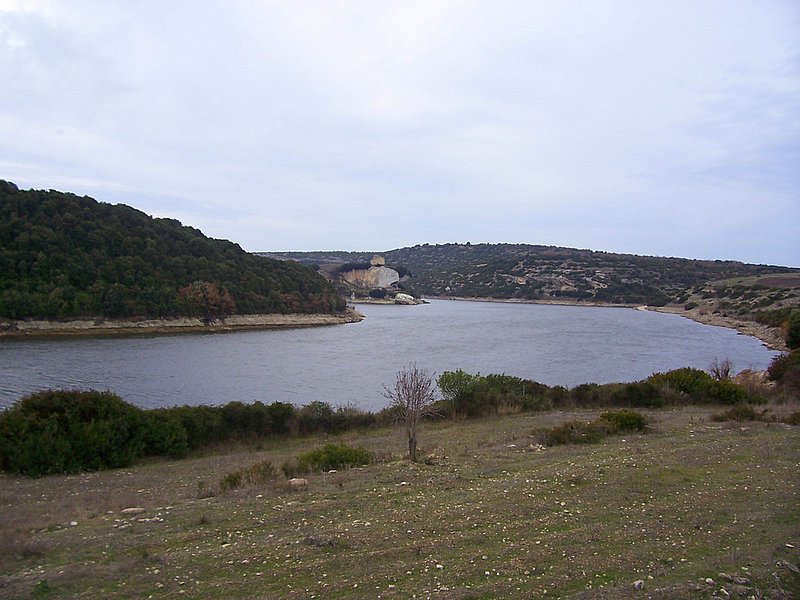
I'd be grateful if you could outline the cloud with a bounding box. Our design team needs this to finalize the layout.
[1,1,798,265]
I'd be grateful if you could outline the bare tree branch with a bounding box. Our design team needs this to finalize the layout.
[382,363,439,462]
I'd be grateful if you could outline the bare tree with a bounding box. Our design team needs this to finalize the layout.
[710,358,733,380]
[383,363,439,462]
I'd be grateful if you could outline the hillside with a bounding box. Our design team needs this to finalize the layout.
[263,244,800,313]
[1,407,798,599]
[0,181,347,321]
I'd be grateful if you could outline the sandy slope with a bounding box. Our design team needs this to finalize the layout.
[0,308,364,337]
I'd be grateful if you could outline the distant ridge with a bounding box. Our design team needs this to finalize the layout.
[0,181,347,321]
[261,243,799,306]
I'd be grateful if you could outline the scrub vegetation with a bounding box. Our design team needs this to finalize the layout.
[262,245,800,308]
[0,404,797,599]
[0,181,346,321]
[3,352,799,478]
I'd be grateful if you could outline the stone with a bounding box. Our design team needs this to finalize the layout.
[394,293,417,305]
[120,507,146,515]
[633,580,644,590]
[288,477,308,488]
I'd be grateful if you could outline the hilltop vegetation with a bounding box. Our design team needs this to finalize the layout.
[264,244,798,307]
[0,181,346,320]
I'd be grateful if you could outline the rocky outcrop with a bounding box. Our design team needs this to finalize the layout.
[341,266,400,289]
[394,293,418,305]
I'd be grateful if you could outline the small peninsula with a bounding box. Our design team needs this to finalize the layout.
[0,181,355,335]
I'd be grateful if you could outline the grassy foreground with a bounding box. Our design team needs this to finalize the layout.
[1,407,798,599]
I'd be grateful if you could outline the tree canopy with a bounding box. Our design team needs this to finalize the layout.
[0,181,346,320]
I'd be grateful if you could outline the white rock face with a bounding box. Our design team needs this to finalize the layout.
[394,293,416,305]
[342,266,400,289]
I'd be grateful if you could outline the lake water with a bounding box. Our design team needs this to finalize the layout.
[0,299,779,411]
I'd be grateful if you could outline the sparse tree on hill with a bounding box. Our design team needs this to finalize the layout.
[383,364,439,462]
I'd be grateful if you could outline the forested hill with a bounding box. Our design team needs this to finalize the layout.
[0,181,346,320]
[263,243,798,306]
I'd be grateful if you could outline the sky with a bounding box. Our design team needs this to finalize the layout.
[1,1,799,266]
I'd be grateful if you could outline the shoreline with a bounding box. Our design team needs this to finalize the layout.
[0,308,364,338]
[433,295,786,352]
[646,305,787,352]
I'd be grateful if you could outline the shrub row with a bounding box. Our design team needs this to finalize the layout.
[0,390,386,476]
[2,357,791,476]
[0,390,147,476]
[436,371,551,418]
[435,365,766,420]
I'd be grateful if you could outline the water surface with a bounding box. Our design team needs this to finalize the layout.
[0,300,778,411]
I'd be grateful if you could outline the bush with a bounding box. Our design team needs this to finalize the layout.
[704,379,748,405]
[542,410,648,446]
[610,382,663,408]
[543,420,615,446]
[648,367,711,397]
[436,370,549,418]
[219,459,278,492]
[142,411,189,458]
[783,411,800,426]
[294,443,373,473]
[599,409,647,432]
[0,389,147,476]
[768,350,800,396]
[164,400,297,449]
[294,401,377,434]
[648,368,747,404]
[710,404,762,422]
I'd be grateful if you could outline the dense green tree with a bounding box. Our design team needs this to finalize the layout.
[0,181,347,320]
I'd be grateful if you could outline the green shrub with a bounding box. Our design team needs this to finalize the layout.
[294,401,377,434]
[599,409,647,432]
[710,404,761,422]
[0,389,147,476]
[436,370,549,417]
[163,400,297,449]
[219,460,278,492]
[142,411,189,458]
[648,367,712,397]
[704,379,748,405]
[648,368,748,404]
[294,443,373,473]
[768,350,800,396]
[610,382,663,408]
[543,420,614,446]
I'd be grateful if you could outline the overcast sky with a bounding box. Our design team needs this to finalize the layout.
[1,1,798,266]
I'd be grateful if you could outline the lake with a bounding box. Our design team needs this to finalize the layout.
[0,299,779,411]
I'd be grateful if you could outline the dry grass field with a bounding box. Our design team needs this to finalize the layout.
[1,406,798,599]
